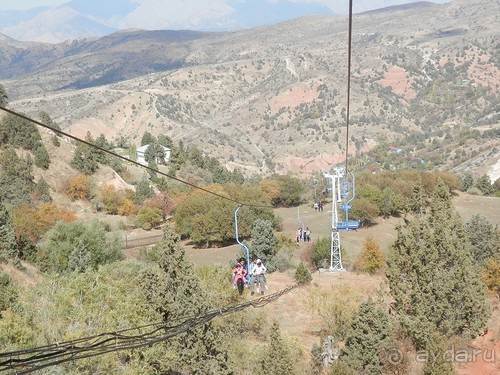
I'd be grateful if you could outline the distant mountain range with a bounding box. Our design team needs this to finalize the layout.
[1,0,499,181]
[0,0,332,43]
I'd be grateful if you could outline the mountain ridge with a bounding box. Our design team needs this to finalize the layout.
[2,0,499,180]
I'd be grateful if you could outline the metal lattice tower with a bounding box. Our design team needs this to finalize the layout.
[323,167,346,272]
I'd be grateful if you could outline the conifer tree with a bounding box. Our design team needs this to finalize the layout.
[405,174,427,217]
[34,146,50,169]
[387,179,490,349]
[0,84,7,107]
[33,177,52,203]
[251,219,277,268]
[421,332,454,375]
[258,321,295,375]
[71,133,99,175]
[465,214,499,264]
[0,149,35,205]
[0,203,19,263]
[140,224,231,374]
[340,298,392,375]
[0,272,17,314]
[68,239,91,273]
[295,262,312,284]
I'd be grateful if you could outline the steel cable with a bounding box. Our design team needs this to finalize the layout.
[0,284,298,374]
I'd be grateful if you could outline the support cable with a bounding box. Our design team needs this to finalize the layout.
[344,0,353,172]
[0,284,298,374]
[0,106,271,209]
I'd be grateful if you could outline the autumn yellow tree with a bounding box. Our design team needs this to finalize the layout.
[66,174,90,201]
[355,236,386,274]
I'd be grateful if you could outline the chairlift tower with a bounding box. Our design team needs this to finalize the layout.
[323,166,360,272]
[323,167,345,272]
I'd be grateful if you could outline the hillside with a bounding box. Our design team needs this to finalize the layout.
[2,0,499,180]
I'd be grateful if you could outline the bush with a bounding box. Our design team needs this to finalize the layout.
[295,262,312,285]
[273,247,297,272]
[66,174,90,201]
[39,220,124,273]
[310,237,330,268]
[0,272,18,314]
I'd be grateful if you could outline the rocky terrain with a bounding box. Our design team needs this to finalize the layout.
[1,0,498,179]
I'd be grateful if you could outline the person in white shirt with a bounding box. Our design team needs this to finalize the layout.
[250,259,267,295]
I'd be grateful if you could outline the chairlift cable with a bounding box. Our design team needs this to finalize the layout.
[0,284,299,373]
[0,106,271,209]
[344,0,353,173]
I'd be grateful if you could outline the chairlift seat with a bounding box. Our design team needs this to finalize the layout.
[336,220,361,230]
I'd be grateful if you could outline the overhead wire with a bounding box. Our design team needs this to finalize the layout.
[0,106,272,209]
[0,284,299,374]
[344,0,353,173]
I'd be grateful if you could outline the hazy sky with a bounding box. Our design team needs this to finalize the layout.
[0,0,452,13]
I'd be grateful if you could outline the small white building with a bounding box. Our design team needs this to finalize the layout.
[136,144,171,165]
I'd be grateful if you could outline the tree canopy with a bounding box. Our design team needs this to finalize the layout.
[386,179,490,349]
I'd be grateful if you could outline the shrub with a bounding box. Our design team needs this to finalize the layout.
[295,262,312,285]
[66,174,90,201]
[273,247,297,272]
[310,237,330,269]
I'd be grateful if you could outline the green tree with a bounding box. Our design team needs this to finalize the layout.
[258,321,295,375]
[71,133,99,175]
[475,174,493,195]
[39,220,123,273]
[140,131,155,146]
[422,333,454,375]
[295,262,312,284]
[0,113,43,150]
[350,198,379,225]
[251,219,277,269]
[15,232,37,263]
[310,237,331,269]
[0,272,17,315]
[33,146,50,169]
[33,177,52,202]
[386,179,490,349]
[136,207,162,230]
[0,261,157,367]
[274,174,305,206]
[68,239,92,273]
[465,214,499,265]
[128,144,137,161]
[340,298,392,375]
[139,225,231,374]
[157,134,173,148]
[0,84,7,107]
[460,172,474,192]
[378,187,401,218]
[0,149,35,205]
[0,203,19,263]
[174,184,275,246]
[405,175,427,217]
[135,178,154,204]
[38,111,61,132]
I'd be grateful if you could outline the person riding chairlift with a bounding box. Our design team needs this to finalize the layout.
[250,259,267,295]
[232,262,247,289]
